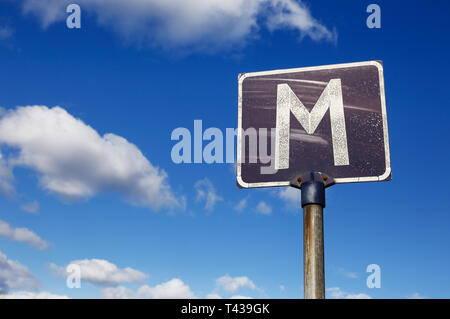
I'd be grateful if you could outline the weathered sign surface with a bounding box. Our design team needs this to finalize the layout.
[237,61,391,188]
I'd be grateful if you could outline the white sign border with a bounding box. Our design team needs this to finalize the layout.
[236,60,391,188]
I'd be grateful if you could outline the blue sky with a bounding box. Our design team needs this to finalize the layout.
[0,0,450,299]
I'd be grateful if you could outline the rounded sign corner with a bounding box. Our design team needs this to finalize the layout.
[238,72,251,85]
[370,60,384,72]
[378,166,392,181]
[236,175,249,189]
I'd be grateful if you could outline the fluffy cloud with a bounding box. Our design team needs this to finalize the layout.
[50,258,147,286]
[256,201,272,215]
[0,106,183,211]
[0,220,48,250]
[20,201,40,214]
[22,0,335,52]
[100,278,195,299]
[0,251,41,294]
[195,178,222,211]
[0,291,69,299]
[216,275,256,293]
[266,0,334,41]
[137,279,195,299]
[326,287,371,299]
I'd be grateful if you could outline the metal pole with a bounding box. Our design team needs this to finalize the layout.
[303,203,325,299]
[291,172,329,299]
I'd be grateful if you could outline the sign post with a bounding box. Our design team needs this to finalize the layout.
[303,202,324,299]
[290,172,333,299]
[237,61,391,299]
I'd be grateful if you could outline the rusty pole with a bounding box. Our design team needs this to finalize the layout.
[291,172,330,299]
[303,204,325,299]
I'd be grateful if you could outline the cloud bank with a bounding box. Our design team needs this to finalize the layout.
[22,0,335,52]
[0,251,41,294]
[100,278,195,299]
[0,106,183,211]
[50,258,147,286]
[0,251,69,298]
[101,275,256,299]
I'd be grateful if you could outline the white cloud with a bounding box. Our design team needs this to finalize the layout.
[345,293,372,299]
[234,197,248,212]
[195,178,222,211]
[0,220,48,250]
[326,287,371,299]
[22,0,335,52]
[216,275,256,293]
[0,106,183,211]
[278,187,301,208]
[100,275,258,299]
[50,258,147,287]
[101,278,195,299]
[100,286,135,299]
[266,0,335,42]
[256,201,272,215]
[0,251,41,294]
[20,201,40,214]
[206,292,254,299]
[326,287,345,299]
[0,251,69,299]
[137,279,195,299]
[0,291,69,299]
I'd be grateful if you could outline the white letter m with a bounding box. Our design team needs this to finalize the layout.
[275,79,349,170]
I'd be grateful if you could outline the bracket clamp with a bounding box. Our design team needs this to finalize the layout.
[290,172,335,208]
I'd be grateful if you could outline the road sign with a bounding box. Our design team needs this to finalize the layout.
[237,61,391,188]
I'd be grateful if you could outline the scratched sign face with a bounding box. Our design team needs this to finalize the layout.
[236,61,391,188]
